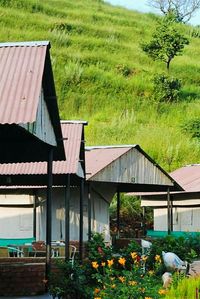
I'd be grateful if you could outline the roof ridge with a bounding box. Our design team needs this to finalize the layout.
[0,41,50,48]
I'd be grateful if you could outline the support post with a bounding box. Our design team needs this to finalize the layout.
[79,179,84,260]
[33,194,37,240]
[170,198,173,232]
[46,147,53,281]
[167,188,171,235]
[64,174,70,261]
[88,183,92,241]
[117,190,120,238]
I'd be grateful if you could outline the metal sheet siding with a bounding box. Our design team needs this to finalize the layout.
[0,123,83,175]
[0,44,46,124]
[86,147,173,186]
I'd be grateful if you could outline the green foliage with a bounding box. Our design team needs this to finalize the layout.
[165,275,200,299]
[0,0,199,170]
[182,118,200,138]
[142,15,189,70]
[86,232,113,261]
[48,260,91,299]
[147,235,199,268]
[153,74,181,102]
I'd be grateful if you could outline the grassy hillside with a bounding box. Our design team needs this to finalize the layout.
[0,0,200,171]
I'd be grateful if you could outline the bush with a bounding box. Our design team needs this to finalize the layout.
[181,118,200,138]
[153,74,181,102]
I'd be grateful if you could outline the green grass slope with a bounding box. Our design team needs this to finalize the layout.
[0,0,200,171]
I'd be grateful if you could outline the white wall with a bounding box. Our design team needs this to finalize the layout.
[154,207,200,232]
[0,193,34,238]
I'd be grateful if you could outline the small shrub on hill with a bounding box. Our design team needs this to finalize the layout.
[153,74,181,102]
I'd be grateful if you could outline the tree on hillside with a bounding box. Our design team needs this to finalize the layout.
[141,15,189,70]
[147,0,200,23]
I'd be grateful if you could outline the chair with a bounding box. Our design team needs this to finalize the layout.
[58,245,76,266]
[0,246,9,257]
[32,241,46,257]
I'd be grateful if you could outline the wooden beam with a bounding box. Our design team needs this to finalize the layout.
[117,190,120,238]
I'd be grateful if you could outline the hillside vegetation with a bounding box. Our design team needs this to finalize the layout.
[0,0,200,171]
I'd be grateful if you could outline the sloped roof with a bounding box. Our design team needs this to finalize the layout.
[0,121,86,185]
[0,41,47,124]
[140,165,200,205]
[0,41,64,162]
[170,164,200,192]
[85,145,182,192]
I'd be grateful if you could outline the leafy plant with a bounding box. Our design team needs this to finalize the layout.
[141,14,189,70]
[153,74,181,102]
[182,118,200,138]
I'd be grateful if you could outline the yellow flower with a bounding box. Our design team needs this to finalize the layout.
[145,297,152,299]
[118,257,126,266]
[142,255,148,262]
[107,259,114,268]
[129,280,137,286]
[111,284,116,288]
[148,270,154,276]
[118,276,126,283]
[131,252,138,260]
[92,261,99,269]
[94,288,100,294]
[101,262,106,267]
[94,297,101,299]
[155,254,162,263]
[158,289,168,295]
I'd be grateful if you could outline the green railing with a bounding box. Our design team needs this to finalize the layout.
[146,230,200,238]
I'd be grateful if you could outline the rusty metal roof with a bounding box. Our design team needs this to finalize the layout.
[0,41,48,124]
[85,146,131,180]
[170,164,200,192]
[0,121,86,179]
[0,41,65,162]
[85,145,182,192]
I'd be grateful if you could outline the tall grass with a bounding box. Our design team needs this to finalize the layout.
[0,0,199,170]
[165,276,200,299]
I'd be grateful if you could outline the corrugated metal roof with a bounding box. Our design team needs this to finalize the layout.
[170,164,200,192]
[0,41,48,124]
[0,122,84,176]
[85,146,131,180]
[85,145,181,191]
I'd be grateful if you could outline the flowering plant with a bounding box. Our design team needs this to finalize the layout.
[91,252,165,299]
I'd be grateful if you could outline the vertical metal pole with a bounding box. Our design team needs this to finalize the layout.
[142,206,146,236]
[46,147,53,281]
[170,198,173,232]
[79,179,84,261]
[88,183,92,241]
[117,190,120,238]
[64,174,70,261]
[167,188,171,235]
[33,194,37,239]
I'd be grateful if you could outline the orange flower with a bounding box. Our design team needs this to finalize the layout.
[155,255,162,263]
[107,259,114,268]
[142,255,148,262]
[101,262,106,267]
[118,276,125,283]
[145,297,152,299]
[129,280,137,286]
[158,289,168,295]
[94,297,101,299]
[94,288,100,294]
[131,252,137,259]
[118,257,126,266]
[92,261,99,269]
[148,270,154,276]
